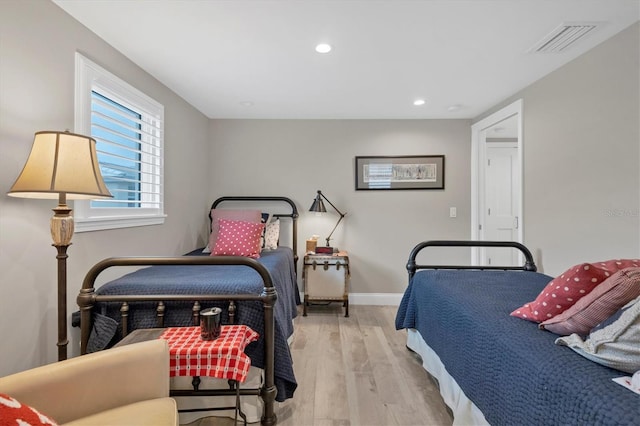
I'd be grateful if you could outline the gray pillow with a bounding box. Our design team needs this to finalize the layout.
[555,297,640,374]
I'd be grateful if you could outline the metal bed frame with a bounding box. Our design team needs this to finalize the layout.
[77,196,299,426]
[407,239,537,279]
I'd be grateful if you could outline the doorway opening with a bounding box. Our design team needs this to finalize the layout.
[471,99,523,266]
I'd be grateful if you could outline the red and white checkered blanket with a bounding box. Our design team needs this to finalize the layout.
[159,325,259,383]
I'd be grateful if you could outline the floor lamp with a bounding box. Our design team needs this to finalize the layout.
[8,131,112,361]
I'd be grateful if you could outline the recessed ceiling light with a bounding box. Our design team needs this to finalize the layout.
[413,99,426,106]
[447,104,462,112]
[315,43,332,54]
[239,101,254,107]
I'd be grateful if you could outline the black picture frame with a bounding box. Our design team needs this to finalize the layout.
[355,155,445,190]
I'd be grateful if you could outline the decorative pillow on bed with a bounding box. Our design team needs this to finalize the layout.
[539,267,640,336]
[591,296,640,332]
[555,297,640,374]
[213,219,265,258]
[0,393,58,426]
[263,218,280,250]
[208,209,262,252]
[511,259,640,323]
[259,213,272,248]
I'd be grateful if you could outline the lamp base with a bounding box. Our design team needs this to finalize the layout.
[315,246,335,254]
[52,196,73,362]
[51,203,73,246]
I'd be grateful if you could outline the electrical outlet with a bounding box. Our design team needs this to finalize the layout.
[449,207,457,218]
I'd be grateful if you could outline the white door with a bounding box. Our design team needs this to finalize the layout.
[471,99,523,267]
[484,142,519,266]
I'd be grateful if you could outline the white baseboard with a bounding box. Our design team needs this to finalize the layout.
[349,293,403,306]
[299,292,402,306]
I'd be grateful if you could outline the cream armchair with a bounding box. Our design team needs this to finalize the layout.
[0,340,178,426]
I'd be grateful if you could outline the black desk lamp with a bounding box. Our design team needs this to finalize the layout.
[309,190,346,252]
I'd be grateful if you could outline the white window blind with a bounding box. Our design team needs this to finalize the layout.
[74,53,165,231]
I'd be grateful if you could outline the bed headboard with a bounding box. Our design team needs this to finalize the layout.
[407,240,537,280]
[210,195,299,268]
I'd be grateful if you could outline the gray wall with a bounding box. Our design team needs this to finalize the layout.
[1,0,637,377]
[208,22,640,296]
[0,0,211,375]
[476,23,640,275]
[209,119,473,297]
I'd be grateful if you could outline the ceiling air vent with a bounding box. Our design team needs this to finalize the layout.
[530,22,602,53]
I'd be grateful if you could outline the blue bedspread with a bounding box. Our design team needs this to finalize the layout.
[395,270,640,425]
[93,247,298,402]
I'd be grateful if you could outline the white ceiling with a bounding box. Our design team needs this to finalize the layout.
[53,0,639,120]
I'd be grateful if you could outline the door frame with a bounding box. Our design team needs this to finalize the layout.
[470,99,524,265]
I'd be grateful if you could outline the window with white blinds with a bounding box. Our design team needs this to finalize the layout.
[74,53,165,231]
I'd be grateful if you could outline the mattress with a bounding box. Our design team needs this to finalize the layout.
[396,269,640,425]
[405,328,487,426]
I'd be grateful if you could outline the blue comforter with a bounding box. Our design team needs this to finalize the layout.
[93,247,298,402]
[396,269,640,425]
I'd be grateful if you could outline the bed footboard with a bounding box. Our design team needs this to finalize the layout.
[77,255,279,426]
[407,240,537,279]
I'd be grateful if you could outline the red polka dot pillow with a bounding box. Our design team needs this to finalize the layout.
[205,209,262,253]
[511,259,640,323]
[212,219,265,259]
[539,267,640,336]
[0,393,58,425]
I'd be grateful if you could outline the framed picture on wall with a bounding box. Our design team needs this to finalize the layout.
[355,155,445,190]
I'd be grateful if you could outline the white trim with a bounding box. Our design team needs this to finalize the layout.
[75,214,166,232]
[74,52,165,232]
[350,292,403,306]
[470,99,524,264]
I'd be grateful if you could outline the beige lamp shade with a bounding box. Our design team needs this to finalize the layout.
[8,131,113,200]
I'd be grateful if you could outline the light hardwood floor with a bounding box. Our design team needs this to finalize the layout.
[191,304,453,426]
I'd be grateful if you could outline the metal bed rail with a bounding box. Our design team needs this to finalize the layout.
[77,255,279,426]
[407,240,537,280]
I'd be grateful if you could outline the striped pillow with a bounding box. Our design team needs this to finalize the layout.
[540,267,640,336]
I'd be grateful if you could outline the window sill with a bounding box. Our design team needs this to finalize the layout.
[75,214,166,232]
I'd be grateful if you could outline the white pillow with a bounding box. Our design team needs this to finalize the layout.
[263,218,280,250]
[555,297,640,374]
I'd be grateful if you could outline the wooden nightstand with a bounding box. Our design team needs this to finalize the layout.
[302,252,350,317]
